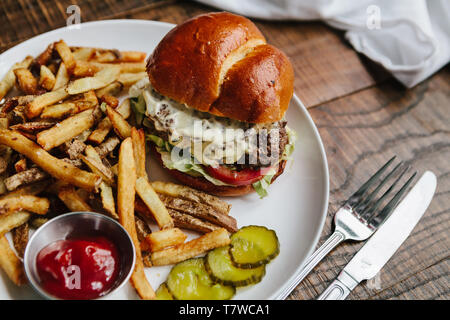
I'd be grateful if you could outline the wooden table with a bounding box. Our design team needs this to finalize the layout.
[1,0,448,300]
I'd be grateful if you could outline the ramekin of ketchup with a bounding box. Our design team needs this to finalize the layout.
[23,212,136,300]
[36,237,120,300]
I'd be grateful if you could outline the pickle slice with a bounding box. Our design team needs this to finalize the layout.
[155,283,174,300]
[205,246,266,287]
[166,258,235,300]
[230,225,280,268]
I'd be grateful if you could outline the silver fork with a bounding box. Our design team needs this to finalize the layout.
[277,156,416,299]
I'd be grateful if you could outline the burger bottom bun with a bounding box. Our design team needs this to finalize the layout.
[151,144,286,197]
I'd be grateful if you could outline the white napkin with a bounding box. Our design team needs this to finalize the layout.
[196,0,450,87]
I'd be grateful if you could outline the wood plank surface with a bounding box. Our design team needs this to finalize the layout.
[292,69,450,300]
[0,0,448,300]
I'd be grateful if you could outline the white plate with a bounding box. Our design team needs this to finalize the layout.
[0,20,329,300]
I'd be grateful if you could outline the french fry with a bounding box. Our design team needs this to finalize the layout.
[39,65,56,91]
[58,186,92,212]
[4,168,48,192]
[118,72,147,86]
[0,129,101,191]
[158,194,237,232]
[117,138,155,300]
[135,215,151,243]
[67,66,120,94]
[9,121,55,133]
[73,60,146,74]
[106,105,131,139]
[117,98,131,119]
[72,60,100,77]
[134,196,221,234]
[151,228,230,266]
[87,117,112,144]
[63,138,87,160]
[168,209,221,234]
[14,68,38,95]
[88,99,130,144]
[94,62,146,73]
[0,211,30,236]
[47,63,57,75]
[55,40,76,73]
[110,164,118,176]
[71,48,146,62]
[131,128,146,177]
[37,108,96,150]
[12,222,28,258]
[142,228,186,252]
[14,158,27,173]
[41,102,84,119]
[53,62,69,90]
[72,47,95,61]
[117,62,146,73]
[151,181,231,216]
[0,175,7,196]
[91,50,118,63]
[0,118,9,129]
[41,90,98,119]
[0,236,27,285]
[34,43,54,66]
[26,87,69,118]
[95,81,123,98]
[81,155,115,186]
[136,177,173,230]
[84,145,102,162]
[75,128,93,143]
[99,95,119,108]
[100,182,118,219]
[0,56,33,101]
[0,180,49,200]
[117,51,147,62]
[0,159,7,176]
[0,195,50,215]
[95,136,120,158]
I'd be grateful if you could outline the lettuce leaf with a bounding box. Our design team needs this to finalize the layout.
[252,170,276,199]
[130,95,146,126]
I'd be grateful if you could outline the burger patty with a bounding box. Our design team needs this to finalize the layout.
[144,119,288,169]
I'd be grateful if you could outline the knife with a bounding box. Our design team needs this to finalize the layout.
[317,171,437,300]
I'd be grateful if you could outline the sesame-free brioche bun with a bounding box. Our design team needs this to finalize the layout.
[146,12,294,124]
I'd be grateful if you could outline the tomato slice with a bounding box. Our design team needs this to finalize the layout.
[206,165,273,186]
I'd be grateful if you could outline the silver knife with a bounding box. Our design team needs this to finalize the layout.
[317,171,437,300]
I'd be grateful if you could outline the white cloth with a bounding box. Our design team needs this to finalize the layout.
[196,0,450,87]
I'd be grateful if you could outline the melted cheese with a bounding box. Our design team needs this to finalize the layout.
[130,78,281,166]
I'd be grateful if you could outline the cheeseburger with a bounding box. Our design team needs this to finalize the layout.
[130,12,296,197]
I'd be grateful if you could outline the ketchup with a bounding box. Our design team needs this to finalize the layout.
[36,237,120,300]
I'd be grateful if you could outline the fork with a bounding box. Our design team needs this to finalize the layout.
[277,156,416,299]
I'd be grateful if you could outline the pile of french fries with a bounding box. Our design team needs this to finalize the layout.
[0,40,237,299]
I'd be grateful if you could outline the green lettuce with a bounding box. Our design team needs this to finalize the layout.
[130,95,146,126]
